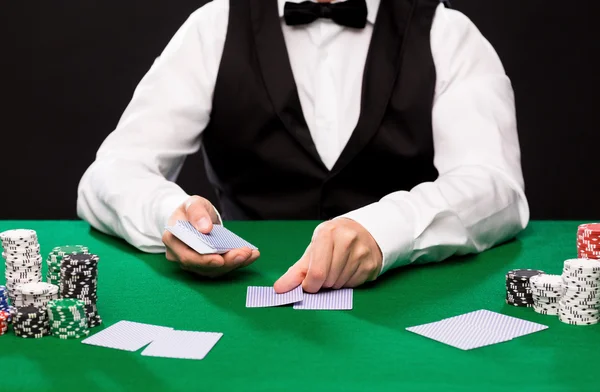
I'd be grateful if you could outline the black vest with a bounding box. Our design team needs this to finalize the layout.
[202,0,442,220]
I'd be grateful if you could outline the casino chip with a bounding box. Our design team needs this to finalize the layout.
[60,254,102,328]
[577,223,600,260]
[0,310,9,335]
[47,299,90,339]
[47,245,89,287]
[0,285,10,316]
[12,306,49,338]
[14,282,59,309]
[529,274,563,315]
[558,258,600,325]
[505,269,545,307]
[0,229,37,244]
[1,229,42,305]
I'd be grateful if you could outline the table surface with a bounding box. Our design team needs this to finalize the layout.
[0,220,598,392]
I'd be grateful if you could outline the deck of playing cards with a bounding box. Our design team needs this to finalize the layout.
[405,309,548,350]
[165,220,258,254]
[246,286,353,310]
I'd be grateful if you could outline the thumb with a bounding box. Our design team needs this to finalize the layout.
[273,246,311,293]
[185,196,214,234]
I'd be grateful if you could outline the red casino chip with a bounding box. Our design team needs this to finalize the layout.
[577,223,600,260]
[0,310,9,335]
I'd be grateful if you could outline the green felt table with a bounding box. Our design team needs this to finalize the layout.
[0,220,598,392]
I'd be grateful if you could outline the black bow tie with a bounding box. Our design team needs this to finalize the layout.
[284,0,368,29]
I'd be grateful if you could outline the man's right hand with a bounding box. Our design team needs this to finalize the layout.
[162,195,260,278]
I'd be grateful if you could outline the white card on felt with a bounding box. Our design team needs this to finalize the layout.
[453,309,548,339]
[293,288,353,310]
[140,330,223,360]
[405,309,548,350]
[246,285,303,307]
[81,320,174,352]
[165,220,258,254]
[406,316,512,350]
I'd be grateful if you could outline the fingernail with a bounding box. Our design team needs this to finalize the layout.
[197,218,210,231]
[234,255,245,264]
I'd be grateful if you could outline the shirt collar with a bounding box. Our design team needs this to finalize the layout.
[277,0,380,25]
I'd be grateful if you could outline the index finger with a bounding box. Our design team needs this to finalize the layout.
[302,229,334,293]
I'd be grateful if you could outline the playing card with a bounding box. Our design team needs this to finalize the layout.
[406,315,512,350]
[449,309,548,339]
[405,309,548,350]
[81,320,173,351]
[164,221,214,254]
[246,285,303,307]
[165,220,258,254]
[140,330,223,360]
[293,288,353,310]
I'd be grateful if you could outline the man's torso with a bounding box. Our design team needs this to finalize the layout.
[202,0,442,220]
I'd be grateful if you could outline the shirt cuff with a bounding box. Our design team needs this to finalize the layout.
[155,191,191,235]
[338,198,417,275]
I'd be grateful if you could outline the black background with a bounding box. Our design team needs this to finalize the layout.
[2,0,598,220]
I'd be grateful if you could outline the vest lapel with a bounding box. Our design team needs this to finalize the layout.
[330,0,417,176]
[249,0,328,171]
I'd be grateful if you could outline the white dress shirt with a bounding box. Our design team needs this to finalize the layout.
[77,0,530,275]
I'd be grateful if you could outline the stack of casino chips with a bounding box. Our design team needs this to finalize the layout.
[577,223,600,259]
[60,254,102,328]
[13,306,49,338]
[47,245,89,287]
[47,299,90,339]
[14,282,59,309]
[0,310,9,336]
[558,259,600,325]
[505,269,544,307]
[1,229,42,304]
[528,274,563,315]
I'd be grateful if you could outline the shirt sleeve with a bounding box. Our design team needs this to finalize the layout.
[339,3,530,275]
[76,0,229,253]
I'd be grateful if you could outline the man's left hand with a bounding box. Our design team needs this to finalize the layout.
[274,218,383,293]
